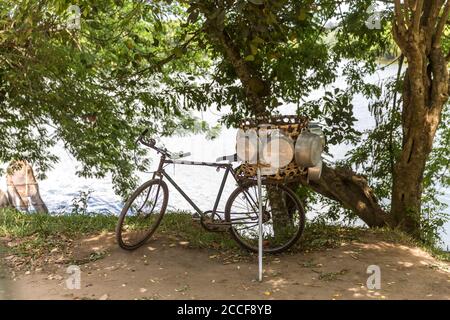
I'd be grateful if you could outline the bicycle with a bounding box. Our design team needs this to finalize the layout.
[116,129,306,253]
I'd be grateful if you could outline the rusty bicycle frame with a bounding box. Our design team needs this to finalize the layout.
[139,131,259,230]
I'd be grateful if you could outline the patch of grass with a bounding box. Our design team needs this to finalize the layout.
[316,269,349,281]
[157,212,238,251]
[68,250,109,266]
[370,226,450,262]
[0,209,237,250]
[299,259,322,268]
[0,209,239,265]
[296,221,365,252]
[0,209,117,239]
[417,239,450,262]
[1,209,449,267]
[293,222,450,261]
[428,249,450,262]
[295,220,450,262]
[0,209,118,264]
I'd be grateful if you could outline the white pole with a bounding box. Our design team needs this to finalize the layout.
[257,166,263,282]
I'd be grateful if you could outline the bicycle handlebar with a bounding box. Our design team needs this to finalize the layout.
[171,152,192,160]
[137,129,174,158]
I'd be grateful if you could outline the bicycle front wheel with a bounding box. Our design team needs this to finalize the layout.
[225,181,305,254]
[116,179,168,250]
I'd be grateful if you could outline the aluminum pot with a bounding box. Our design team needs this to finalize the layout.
[308,123,326,147]
[236,129,259,163]
[260,130,294,169]
[295,131,323,167]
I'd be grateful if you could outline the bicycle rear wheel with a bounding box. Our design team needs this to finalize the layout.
[116,179,168,250]
[225,181,305,254]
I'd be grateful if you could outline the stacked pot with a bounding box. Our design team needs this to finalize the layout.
[294,123,325,181]
[236,122,325,181]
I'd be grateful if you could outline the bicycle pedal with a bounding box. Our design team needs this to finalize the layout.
[201,219,230,233]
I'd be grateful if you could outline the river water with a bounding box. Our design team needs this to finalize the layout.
[2,63,449,249]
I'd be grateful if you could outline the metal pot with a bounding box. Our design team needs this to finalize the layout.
[236,129,259,163]
[295,131,323,167]
[260,130,294,169]
[307,160,323,181]
[308,122,326,147]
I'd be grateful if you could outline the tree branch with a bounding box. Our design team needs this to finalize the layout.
[412,0,424,32]
[434,0,450,47]
[299,164,389,228]
[394,0,407,34]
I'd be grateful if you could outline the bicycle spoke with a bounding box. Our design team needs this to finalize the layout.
[118,180,168,249]
[226,181,305,253]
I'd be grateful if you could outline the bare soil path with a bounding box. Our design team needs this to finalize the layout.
[1,232,450,300]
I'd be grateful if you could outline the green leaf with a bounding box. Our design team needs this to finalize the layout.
[173,47,184,58]
[298,10,307,21]
[245,55,255,61]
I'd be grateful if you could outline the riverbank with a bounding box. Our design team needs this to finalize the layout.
[1,210,449,300]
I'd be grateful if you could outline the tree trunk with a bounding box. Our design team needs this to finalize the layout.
[300,164,388,227]
[267,186,294,238]
[390,1,450,237]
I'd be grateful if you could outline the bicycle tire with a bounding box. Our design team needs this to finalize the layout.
[225,181,305,254]
[116,179,169,250]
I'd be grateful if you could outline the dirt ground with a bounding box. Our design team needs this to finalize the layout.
[1,232,450,300]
